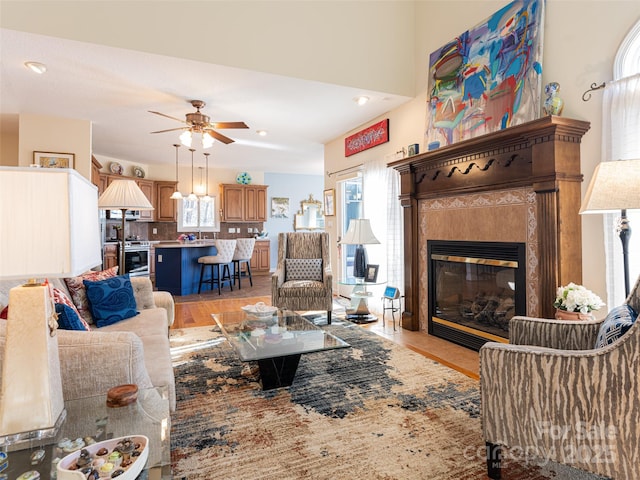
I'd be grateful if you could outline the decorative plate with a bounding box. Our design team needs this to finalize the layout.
[110,162,124,175]
[236,172,252,184]
[133,166,145,178]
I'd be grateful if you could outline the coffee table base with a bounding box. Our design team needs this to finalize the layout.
[258,354,302,390]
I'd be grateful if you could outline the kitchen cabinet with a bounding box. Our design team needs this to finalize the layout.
[220,184,267,222]
[103,244,118,270]
[154,181,178,222]
[250,240,270,274]
[136,179,154,221]
[91,156,102,191]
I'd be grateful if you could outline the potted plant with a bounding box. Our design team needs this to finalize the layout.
[553,282,605,320]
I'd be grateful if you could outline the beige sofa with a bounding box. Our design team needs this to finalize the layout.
[0,276,176,411]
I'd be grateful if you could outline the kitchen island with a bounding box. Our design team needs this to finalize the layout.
[154,241,218,296]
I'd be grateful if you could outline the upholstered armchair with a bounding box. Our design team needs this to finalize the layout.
[272,232,333,324]
[480,277,640,479]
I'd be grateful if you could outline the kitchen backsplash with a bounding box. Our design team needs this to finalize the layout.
[110,220,264,241]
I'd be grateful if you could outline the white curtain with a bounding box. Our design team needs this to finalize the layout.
[602,72,640,307]
[362,156,404,313]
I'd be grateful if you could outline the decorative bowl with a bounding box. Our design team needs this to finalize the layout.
[241,303,277,319]
[57,435,148,480]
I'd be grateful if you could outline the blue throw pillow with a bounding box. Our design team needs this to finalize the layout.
[55,303,90,331]
[83,274,138,328]
[594,305,638,348]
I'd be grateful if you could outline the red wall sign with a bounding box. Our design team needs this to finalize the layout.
[344,119,389,157]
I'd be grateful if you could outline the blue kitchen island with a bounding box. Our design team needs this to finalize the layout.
[155,242,220,296]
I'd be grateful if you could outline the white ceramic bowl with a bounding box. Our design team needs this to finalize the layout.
[241,303,278,318]
[57,435,148,480]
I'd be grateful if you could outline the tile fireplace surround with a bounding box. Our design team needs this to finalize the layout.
[390,116,591,332]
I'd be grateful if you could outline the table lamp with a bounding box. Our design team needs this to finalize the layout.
[580,159,640,297]
[0,167,102,438]
[340,219,380,281]
[98,180,153,274]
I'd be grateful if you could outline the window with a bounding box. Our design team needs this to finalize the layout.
[177,196,219,233]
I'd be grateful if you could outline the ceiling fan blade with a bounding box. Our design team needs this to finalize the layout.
[148,110,187,124]
[150,127,189,134]
[209,121,249,129]
[206,129,235,144]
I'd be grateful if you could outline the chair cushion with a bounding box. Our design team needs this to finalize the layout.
[280,280,327,297]
[64,266,118,324]
[285,258,322,282]
[83,274,139,328]
[594,304,638,348]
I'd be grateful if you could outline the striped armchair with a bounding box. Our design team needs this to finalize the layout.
[480,276,640,479]
[271,232,333,324]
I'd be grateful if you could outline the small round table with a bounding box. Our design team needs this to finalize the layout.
[338,280,386,323]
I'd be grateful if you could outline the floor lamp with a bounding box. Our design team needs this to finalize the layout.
[580,159,640,297]
[340,219,380,281]
[98,180,154,274]
[0,167,101,438]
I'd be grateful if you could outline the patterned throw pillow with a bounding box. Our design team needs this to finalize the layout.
[594,305,638,348]
[285,258,322,282]
[52,287,90,330]
[83,274,138,328]
[64,267,118,324]
[55,303,90,331]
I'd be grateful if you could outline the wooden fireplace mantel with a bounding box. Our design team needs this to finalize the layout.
[390,116,591,331]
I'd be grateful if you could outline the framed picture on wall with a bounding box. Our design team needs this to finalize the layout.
[323,188,335,216]
[33,151,75,169]
[271,197,290,218]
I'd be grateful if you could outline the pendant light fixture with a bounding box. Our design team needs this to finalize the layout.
[202,152,211,202]
[170,144,183,200]
[187,148,197,201]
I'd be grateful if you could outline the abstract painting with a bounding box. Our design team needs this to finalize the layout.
[271,197,289,218]
[425,0,544,149]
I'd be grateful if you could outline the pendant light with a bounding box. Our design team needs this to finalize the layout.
[187,148,197,201]
[170,144,183,200]
[202,152,211,202]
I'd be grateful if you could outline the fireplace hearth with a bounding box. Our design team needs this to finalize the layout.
[428,240,526,351]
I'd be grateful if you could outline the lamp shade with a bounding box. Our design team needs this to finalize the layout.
[98,179,154,210]
[0,167,102,280]
[580,159,640,214]
[340,219,380,245]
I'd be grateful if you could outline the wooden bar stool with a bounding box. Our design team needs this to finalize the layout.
[198,239,237,294]
[233,238,256,289]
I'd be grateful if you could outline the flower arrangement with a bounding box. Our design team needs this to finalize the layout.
[554,283,605,314]
[177,233,196,243]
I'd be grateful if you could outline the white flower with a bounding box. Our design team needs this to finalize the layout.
[554,283,605,313]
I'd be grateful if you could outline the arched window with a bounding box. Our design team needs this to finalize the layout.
[603,20,640,307]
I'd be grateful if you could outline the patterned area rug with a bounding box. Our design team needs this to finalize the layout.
[169,320,606,480]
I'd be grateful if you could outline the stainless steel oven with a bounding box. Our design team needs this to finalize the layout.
[122,241,150,277]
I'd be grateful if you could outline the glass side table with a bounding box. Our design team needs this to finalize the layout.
[338,280,386,323]
[0,386,171,480]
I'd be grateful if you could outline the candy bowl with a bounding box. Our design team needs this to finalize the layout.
[241,302,278,319]
[57,435,148,480]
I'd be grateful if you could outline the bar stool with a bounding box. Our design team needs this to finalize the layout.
[233,238,256,289]
[197,239,237,294]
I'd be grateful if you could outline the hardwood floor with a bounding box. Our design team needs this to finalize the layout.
[171,274,480,380]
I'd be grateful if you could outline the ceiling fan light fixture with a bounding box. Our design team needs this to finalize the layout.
[202,131,215,149]
[179,130,192,147]
[354,95,369,106]
[24,61,47,74]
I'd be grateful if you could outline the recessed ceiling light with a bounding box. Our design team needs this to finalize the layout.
[354,96,369,106]
[24,61,47,74]
[257,130,268,136]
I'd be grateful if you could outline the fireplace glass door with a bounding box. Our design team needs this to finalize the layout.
[428,240,526,351]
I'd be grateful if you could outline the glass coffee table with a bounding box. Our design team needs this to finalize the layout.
[0,386,171,479]
[212,309,350,390]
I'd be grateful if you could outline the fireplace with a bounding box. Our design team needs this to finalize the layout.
[428,240,526,350]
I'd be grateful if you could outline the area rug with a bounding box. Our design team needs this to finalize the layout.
[169,321,606,480]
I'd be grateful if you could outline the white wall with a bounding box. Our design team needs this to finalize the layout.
[325,0,640,303]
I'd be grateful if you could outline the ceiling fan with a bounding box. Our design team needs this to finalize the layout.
[149,99,249,146]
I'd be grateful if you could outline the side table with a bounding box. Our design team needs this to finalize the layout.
[0,386,171,480]
[339,280,386,323]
